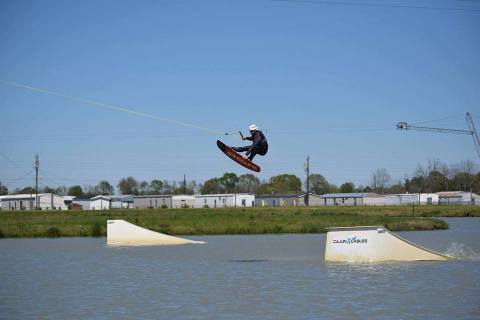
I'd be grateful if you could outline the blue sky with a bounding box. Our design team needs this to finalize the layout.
[1,0,479,191]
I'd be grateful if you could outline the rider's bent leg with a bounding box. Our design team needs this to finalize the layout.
[232,146,250,152]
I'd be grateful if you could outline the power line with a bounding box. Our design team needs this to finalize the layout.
[0,152,26,169]
[0,169,35,186]
[410,114,465,126]
[271,0,480,12]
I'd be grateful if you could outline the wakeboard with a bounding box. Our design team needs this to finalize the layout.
[217,140,261,172]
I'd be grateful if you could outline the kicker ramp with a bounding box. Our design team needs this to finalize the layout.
[107,220,206,246]
[325,226,452,262]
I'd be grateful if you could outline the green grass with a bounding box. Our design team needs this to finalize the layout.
[304,205,480,217]
[0,205,469,238]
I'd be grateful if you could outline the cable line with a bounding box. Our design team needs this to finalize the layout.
[271,0,480,12]
[0,80,238,136]
[1,169,35,183]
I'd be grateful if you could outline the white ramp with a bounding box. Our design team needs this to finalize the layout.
[107,220,206,246]
[325,226,452,262]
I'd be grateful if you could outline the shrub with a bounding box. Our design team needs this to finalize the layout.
[203,205,209,208]
[271,225,283,233]
[161,204,168,209]
[46,227,61,238]
[91,222,102,237]
[0,228,4,238]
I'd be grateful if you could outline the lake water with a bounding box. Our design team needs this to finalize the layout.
[1,218,479,320]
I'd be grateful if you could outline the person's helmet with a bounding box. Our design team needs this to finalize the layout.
[249,124,258,131]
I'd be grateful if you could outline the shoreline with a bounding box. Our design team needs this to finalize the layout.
[2,205,477,238]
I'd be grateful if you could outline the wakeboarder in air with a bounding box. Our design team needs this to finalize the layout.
[232,124,269,161]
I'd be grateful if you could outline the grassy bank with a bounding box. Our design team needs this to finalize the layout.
[0,205,467,238]
[307,205,480,217]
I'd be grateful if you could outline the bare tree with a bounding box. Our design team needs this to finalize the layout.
[459,160,477,192]
[83,184,97,197]
[439,162,450,191]
[448,163,461,190]
[414,164,430,192]
[426,158,441,173]
[371,168,391,194]
[411,159,442,193]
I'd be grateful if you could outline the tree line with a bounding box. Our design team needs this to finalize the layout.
[1,159,479,197]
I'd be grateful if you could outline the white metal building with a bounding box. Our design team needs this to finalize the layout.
[0,195,6,210]
[172,195,195,208]
[419,193,439,205]
[72,198,91,210]
[255,195,300,207]
[90,195,111,210]
[110,195,134,209]
[363,195,386,206]
[0,193,66,210]
[385,194,419,205]
[133,195,172,209]
[194,194,255,208]
[319,193,376,206]
[384,193,439,205]
[437,191,480,205]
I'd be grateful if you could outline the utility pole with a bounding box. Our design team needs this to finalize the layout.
[34,154,39,209]
[305,156,310,206]
[183,174,186,195]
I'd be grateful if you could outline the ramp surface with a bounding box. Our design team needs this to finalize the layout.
[325,226,452,262]
[107,220,205,246]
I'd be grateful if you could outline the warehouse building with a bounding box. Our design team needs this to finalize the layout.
[1,193,66,210]
[437,191,480,205]
[296,193,324,206]
[384,194,418,205]
[363,195,385,206]
[90,195,110,210]
[71,198,91,210]
[172,195,195,208]
[90,195,134,210]
[63,196,91,210]
[0,195,5,210]
[419,193,439,205]
[384,193,438,205]
[133,195,172,209]
[255,195,301,207]
[110,195,134,209]
[194,194,255,208]
[256,193,347,207]
[319,193,377,206]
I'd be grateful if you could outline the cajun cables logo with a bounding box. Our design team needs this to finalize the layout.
[333,236,368,244]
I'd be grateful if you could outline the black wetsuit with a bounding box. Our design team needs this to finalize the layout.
[233,130,269,160]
